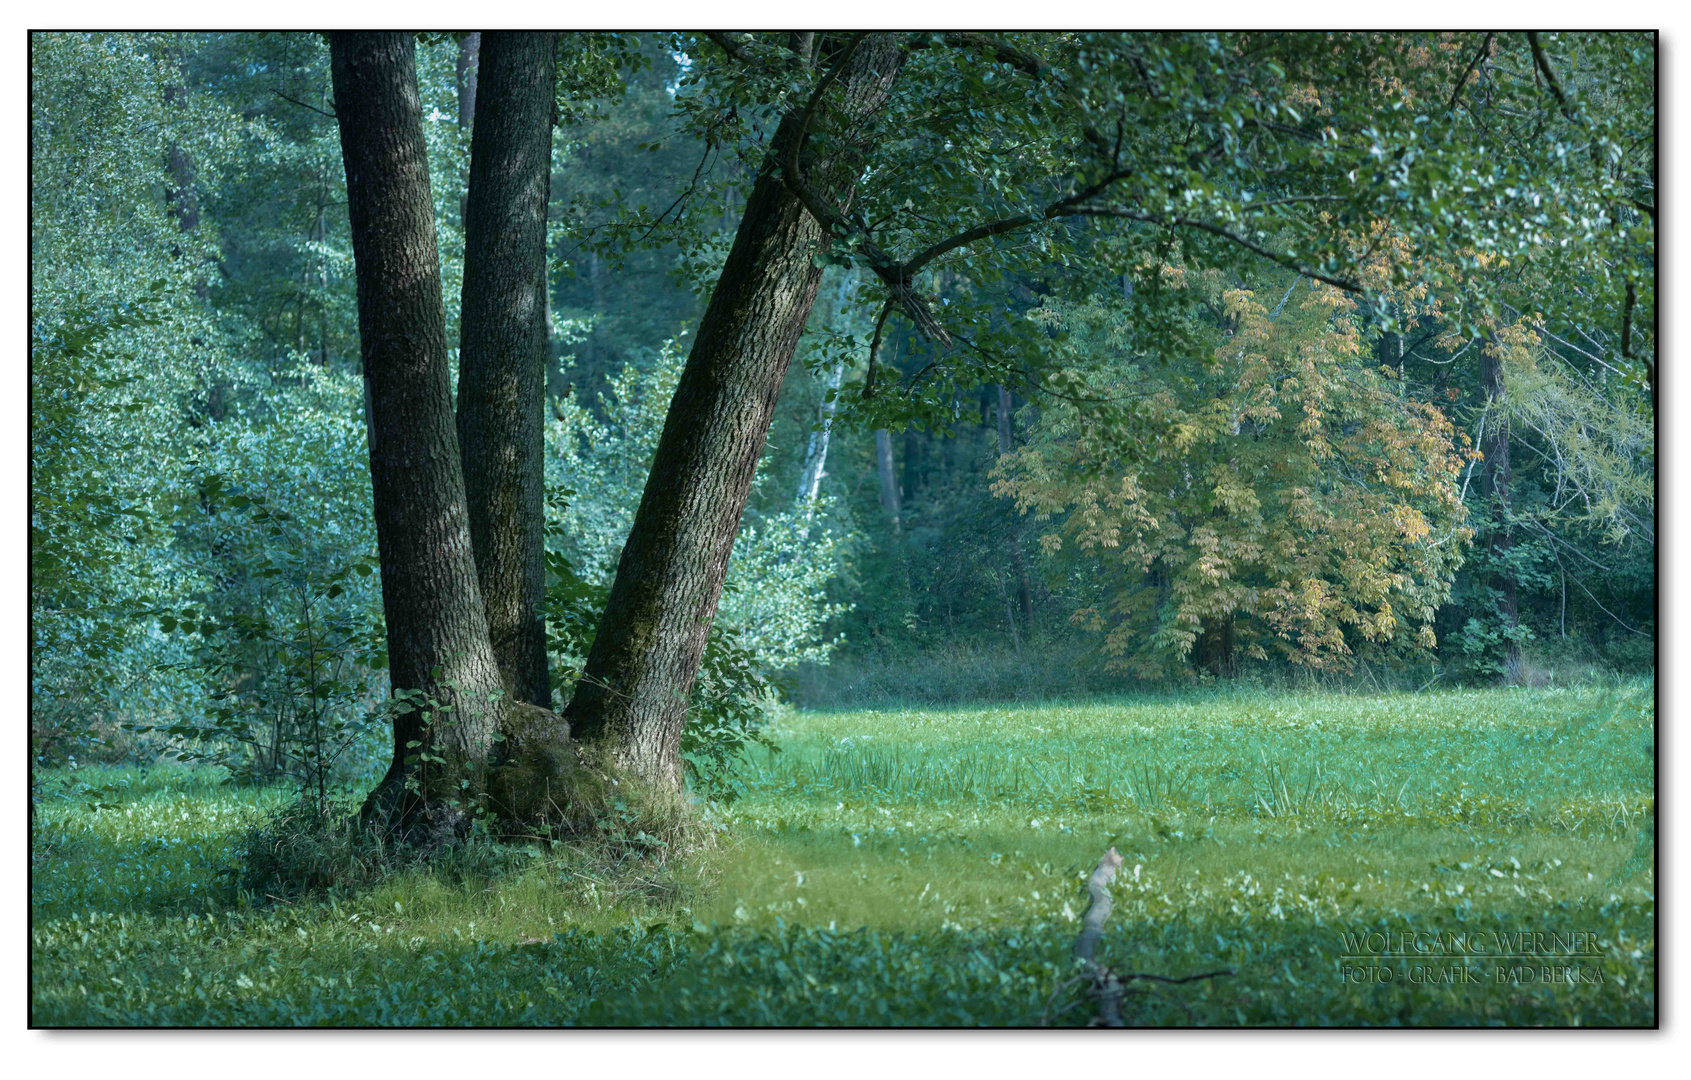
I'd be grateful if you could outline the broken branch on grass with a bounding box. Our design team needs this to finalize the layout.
[1074,846,1124,966]
[1064,846,1235,1027]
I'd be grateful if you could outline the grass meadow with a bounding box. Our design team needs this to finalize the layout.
[31,682,1655,1026]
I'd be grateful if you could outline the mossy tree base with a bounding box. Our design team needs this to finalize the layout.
[356,702,694,854]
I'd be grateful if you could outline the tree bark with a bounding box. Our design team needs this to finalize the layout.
[1479,343,1521,680]
[456,32,480,228]
[565,34,906,789]
[902,424,924,504]
[331,32,510,827]
[161,39,220,420]
[457,32,556,710]
[161,39,200,242]
[456,32,481,130]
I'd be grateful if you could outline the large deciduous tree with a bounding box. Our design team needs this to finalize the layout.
[456,31,557,710]
[564,35,906,788]
[330,31,515,832]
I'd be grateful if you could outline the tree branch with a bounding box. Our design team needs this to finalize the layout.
[628,142,718,249]
[701,32,763,69]
[272,90,335,119]
[1117,968,1238,986]
[1446,33,1495,113]
[786,31,867,168]
[1064,847,1235,1027]
[901,168,1134,276]
[1526,32,1575,119]
[774,34,956,347]
[788,32,815,68]
[903,213,1040,274]
[1241,195,1348,212]
[1071,206,1365,293]
[902,32,1053,81]
[1620,279,1637,359]
[1074,847,1123,966]
[862,296,896,399]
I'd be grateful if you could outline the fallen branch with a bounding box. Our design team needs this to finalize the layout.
[1057,846,1235,1027]
[1074,846,1124,967]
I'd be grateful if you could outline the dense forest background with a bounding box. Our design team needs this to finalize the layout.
[32,32,1655,792]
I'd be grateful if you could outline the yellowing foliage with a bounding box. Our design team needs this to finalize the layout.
[994,283,1473,676]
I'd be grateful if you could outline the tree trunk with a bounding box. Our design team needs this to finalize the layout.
[584,250,606,374]
[162,41,200,243]
[794,358,843,510]
[1197,617,1234,677]
[565,35,906,790]
[456,32,480,229]
[456,33,481,130]
[902,417,924,502]
[997,384,1033,626]
[875,428,902,533]
[161,39,219,420]
[331,32,511,831]
[794,266,858,534]
[456,32,556,711]
[1479,343,1521,680]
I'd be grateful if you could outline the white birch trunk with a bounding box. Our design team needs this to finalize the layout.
[794,266,859,537]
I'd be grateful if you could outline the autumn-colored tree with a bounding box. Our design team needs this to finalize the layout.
[993,273,1472,677]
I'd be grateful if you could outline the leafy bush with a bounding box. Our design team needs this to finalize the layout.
[129,479,387,811]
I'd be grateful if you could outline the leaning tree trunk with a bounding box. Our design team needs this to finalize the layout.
[331,32,512,832]
[1479,342,1521,681]
[457,31,556,710]
[566,35,906,790]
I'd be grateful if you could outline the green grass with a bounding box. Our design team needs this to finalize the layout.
[31,682,1655,1026]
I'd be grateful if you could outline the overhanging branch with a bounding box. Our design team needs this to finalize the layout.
[701,32,763,69]
[862,296,896,398]
[1071,206,1365,293]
